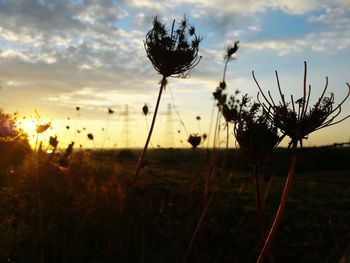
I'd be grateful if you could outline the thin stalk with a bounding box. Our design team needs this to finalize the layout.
[257,141,298,263]
[34,133,44,263]
[135,76,166,178]
[206,101,216,153]
[101,115,111,150]
[253,164,263,236]
[144,116,155,149]
[183,192,215,263]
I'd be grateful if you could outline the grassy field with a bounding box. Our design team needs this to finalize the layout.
[0,146,349,262]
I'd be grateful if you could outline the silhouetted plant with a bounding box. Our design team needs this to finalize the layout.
[210,41,239,149]
[35,123,50,134]
[233,95,281,258]
[234,95,281,165]
[87,133,94,140]
[48,135,59,160]
[135,15,202,178]
[59,142,74,168]
[253,61,350,263]
[142,103,149,116]
[187,133,202,149]
[0,110,31,171]
[102,107,114,149]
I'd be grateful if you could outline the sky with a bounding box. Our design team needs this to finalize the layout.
[0,0,349,149]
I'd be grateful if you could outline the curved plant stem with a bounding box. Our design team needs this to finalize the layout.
[135,76,166,178]
[257,142,298,263]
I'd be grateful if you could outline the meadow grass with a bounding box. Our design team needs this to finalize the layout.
[0,147,349,262]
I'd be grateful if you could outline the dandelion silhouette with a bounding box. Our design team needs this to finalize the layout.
[135,15,202,178]
[253,61,350,263]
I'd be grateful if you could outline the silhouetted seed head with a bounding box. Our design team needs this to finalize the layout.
[108,108,114,114]
[142,103,149,116]
[87,133,94,140]
[59,142,74,168]
[253,61,350,147]
[225,41,240,61]
[177,130,181,133]
[144,15,202,78]
[234,95,281,164]
[188,133,201,148]
[35,123,50,133]
[202,133,207,141]
[196,116,201,121]
[75,106,80,111]
[66,125,70,130]
[76,129,81,134]
[49,136,58,148]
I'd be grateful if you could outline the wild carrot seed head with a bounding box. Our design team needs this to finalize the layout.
[253,61,350,147]
[144,15,202,78]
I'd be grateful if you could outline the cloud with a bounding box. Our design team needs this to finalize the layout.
[0,0,349,126]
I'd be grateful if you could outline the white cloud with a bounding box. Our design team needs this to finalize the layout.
[248,26,261,32]
[0,49,57,64]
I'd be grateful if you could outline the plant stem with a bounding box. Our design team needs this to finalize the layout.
[135,76,166,178]
[257,142,298,263]
[34,133,44,263]
[253,164,263,236]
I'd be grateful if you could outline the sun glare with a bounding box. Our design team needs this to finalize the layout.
[19,119,36,136]
[17,119,38,148]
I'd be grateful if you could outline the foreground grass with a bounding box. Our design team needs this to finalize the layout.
[0,147,349,262]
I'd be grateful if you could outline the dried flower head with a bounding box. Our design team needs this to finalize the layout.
[49,136,59,148]
[142,103,149,116]
[87,133,94,140]
[36,123,51,133]
[187,133,201,148]
[75,106,80,111]
[224,41,239,61]
[253,61,350,147]
[108,108,114,114]
[144,15,202,78]
[59,141,74,168]
[234,95,281,164]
